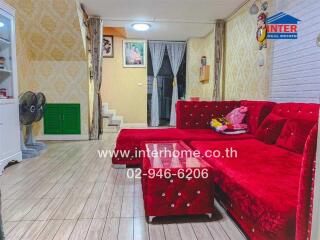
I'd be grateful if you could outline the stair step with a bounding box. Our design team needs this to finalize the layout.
[103,113,113,118]
[108,119,121,126]
[102,103,123,128]
[103,127,119,133]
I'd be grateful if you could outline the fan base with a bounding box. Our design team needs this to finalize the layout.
[26,142,47,151]
[22,149,40,159]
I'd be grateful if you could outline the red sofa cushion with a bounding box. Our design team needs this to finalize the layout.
[190,139,302,239]
[113,128,253,165]
[116,128,252,148]
[240,100,276,134]
[255,114,287,144]
[276,119,315,154]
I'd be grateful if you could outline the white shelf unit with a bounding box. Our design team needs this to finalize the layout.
[0,1,22,175]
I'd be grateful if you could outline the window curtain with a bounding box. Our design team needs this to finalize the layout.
[149,41,166,127]
[166,42,186,126]
[213,20,225,100]
[88,17,103,140]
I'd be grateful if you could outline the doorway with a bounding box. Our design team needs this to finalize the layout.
[147,46,186,126]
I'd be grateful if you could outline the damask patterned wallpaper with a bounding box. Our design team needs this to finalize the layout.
[7,0,86,61]
[186,29,215,101]
[5,0,89,137]
[224,0,274,100]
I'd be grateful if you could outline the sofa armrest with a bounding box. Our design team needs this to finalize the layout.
[176,100,240,129]
[296,124,318,240]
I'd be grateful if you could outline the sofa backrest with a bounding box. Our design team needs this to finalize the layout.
[176,101,240,129]
[270,103,319,122]
[240,100,276,134]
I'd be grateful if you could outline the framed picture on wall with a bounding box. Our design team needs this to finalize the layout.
[103,35,114,58]
[123,40,147,68]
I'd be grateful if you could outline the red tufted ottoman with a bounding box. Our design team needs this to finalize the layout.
[141,141,214,222]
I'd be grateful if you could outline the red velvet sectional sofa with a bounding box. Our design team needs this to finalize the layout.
[112,100,319,240]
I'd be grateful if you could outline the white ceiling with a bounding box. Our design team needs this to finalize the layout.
[81,0,247,40]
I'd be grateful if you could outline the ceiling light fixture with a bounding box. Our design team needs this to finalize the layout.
[132,23,150,32]
[0,22,4,28]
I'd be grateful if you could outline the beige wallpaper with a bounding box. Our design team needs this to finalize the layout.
[101,37,147,124]
[186,29,215,100]
[5,0,89,137]
[224,0,274,100]
[7,0,86,61]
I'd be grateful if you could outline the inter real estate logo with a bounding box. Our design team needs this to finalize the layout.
[266,12,301,40]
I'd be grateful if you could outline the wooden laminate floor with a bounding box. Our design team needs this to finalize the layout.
[0,133,246,240]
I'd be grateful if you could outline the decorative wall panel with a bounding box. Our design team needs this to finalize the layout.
[224,0,274,100]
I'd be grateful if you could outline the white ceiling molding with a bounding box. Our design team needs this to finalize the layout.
[227,0,251,21]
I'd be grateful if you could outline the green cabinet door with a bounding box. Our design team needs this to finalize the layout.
[61,104,81,134]
[44,104,81,135]
[44,104,62,134]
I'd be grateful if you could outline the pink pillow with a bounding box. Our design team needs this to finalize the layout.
[255,114,287,144]
[226,106,248,125]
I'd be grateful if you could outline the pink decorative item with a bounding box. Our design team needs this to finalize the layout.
[232,123,248,130]
[0,57,6,69]
[190,97,200,101]
[226,106,248,125]
[0,88,7,98]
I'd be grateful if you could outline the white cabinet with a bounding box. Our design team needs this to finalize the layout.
[0,103,20,153]
[0,1,22,174]
[0,102,21,172]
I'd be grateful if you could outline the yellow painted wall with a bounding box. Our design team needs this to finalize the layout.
[101,37,147,124]
[5,0,89,137]
[186,29,215,101]
[224,0,274,100]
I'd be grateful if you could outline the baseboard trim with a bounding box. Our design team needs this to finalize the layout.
[2,151,22,163]
[121,123,148,128]
[37,134,89,141]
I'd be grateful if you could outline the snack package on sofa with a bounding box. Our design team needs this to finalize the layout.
[210,107,248,134]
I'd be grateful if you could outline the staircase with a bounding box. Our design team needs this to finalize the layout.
[102,103,123,133]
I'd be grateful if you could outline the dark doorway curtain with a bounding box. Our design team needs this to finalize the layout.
[147,48,186,126]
